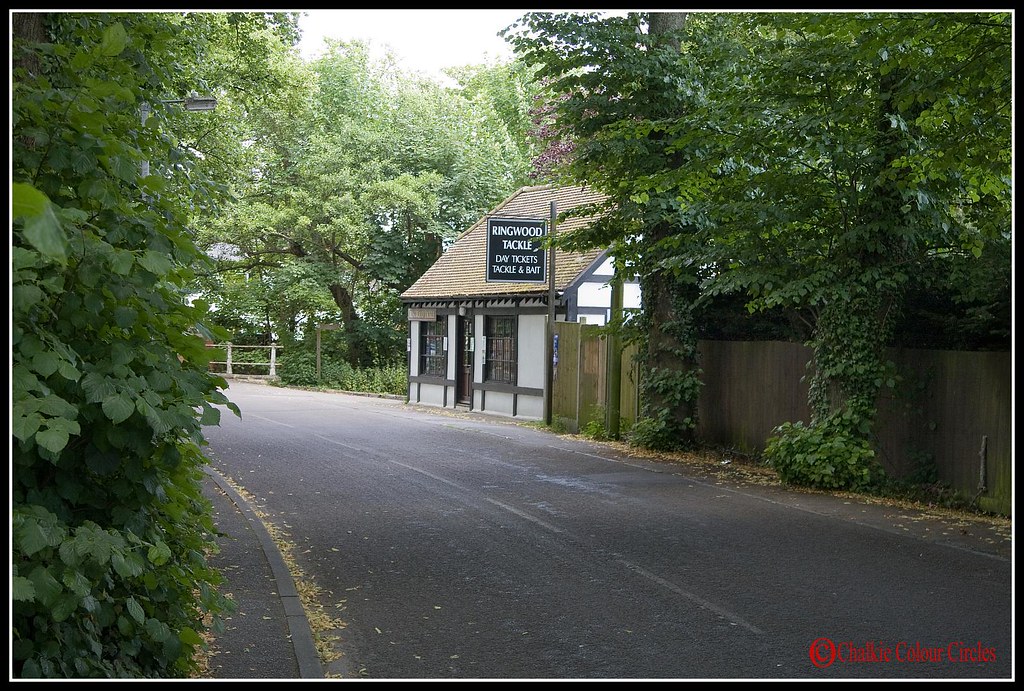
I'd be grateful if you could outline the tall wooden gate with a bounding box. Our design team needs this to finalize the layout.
[551,322,638,434]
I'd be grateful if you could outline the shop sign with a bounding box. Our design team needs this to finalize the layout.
[486,217,547,283]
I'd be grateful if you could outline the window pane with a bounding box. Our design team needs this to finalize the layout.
[485,316,515,384]
[420,318,446,377]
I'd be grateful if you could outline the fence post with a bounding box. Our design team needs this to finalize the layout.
[269,344,277,377]
[226,343,233,375]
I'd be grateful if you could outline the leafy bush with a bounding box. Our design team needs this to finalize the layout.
[580,404,609,440]
[764,419,884,491]
[277,349,406,396]
[276,349,353,388]
[343,364,407,395]
[549,417,571,434]
[12,15,244,678]
[581,418,609,440]
[628,408,695,451]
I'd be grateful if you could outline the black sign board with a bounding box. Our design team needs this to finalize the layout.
[486,217,547,283]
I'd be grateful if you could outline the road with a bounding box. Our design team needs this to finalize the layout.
[202,381,1012,680]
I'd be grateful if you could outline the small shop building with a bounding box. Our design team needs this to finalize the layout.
[400,184,640,420]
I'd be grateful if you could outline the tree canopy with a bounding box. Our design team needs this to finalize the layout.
[191,41,540,365]
[505,11,1012,483]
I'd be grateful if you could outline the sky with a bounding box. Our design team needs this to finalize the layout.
[296,9,531,80]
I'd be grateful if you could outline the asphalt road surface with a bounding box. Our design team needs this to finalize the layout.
[202,381,1012,680]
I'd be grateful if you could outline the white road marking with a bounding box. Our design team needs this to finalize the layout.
[617,560,764,635]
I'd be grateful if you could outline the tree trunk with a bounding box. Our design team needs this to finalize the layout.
[639,223,701,449]
[636,12,700,450]
[12,13,47,77]
[647,11,688,40]
[328,282,365,366]
[808,69,916,429]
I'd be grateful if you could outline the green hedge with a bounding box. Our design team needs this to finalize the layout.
[276,350,406,396]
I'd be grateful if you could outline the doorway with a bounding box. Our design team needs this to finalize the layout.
[456,315,473,405]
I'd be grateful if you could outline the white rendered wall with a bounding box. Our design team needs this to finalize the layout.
[517,314,547,389]
[577,279,642,311]
[577,281,611,309]
[408,320,420,377]
[623,282,641,309]
[474,314,485,383]
[446,314,456,380]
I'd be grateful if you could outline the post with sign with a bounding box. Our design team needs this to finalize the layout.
[544,201,556,425]
[316,322,341,381]
[606,268,624,439]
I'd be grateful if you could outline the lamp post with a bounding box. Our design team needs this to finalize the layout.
[140,92,218,178]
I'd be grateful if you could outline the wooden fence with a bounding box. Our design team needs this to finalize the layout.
[552,323,639,435]
[550,323,1011,516]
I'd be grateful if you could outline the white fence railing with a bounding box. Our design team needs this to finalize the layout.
[206,343,281,377]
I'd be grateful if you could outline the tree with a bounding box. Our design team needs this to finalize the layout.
[504,11,704,450]
[11,11,297,677]
[504,11,1011,480]
[446,59,543,180]
[660,12,1012,489]
[193,41,537,366]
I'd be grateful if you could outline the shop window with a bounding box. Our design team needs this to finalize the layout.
[485,315,516,384]
[420,318,446,377]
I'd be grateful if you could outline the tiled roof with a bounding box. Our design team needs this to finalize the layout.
[401,185,608,301]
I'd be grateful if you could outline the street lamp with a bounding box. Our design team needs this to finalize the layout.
[180,94,218,111]
[140,91,218,177]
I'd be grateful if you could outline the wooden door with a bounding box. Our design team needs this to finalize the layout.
[456,316,473,405]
